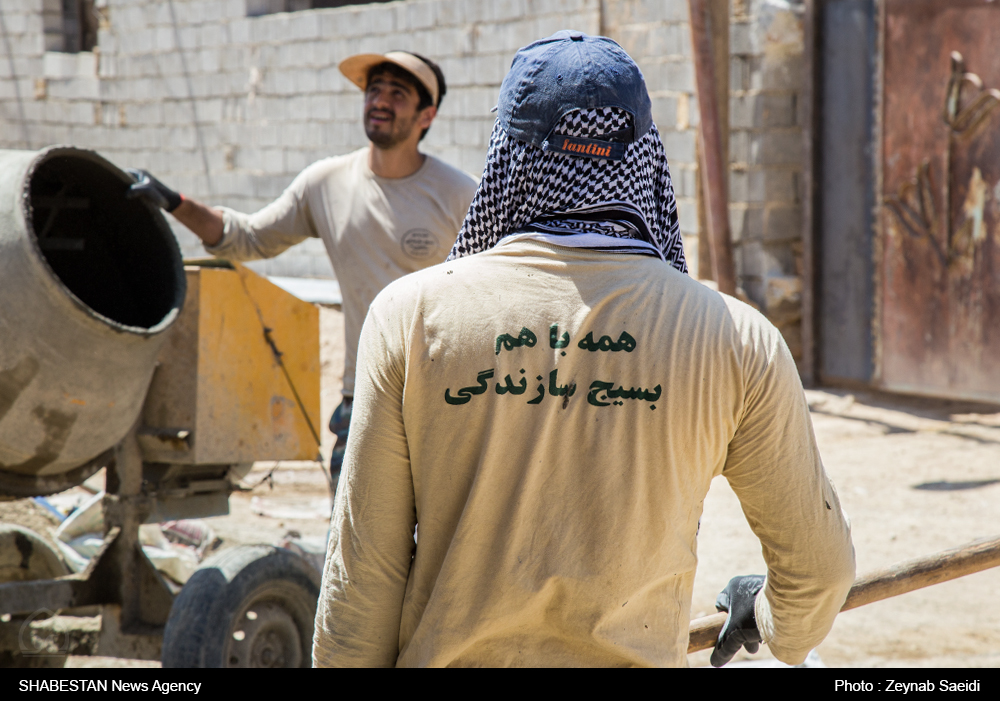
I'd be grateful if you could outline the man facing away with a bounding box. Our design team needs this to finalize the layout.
[313,31,855,667]
[127,51,478,481]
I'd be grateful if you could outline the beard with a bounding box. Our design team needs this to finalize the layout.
[364,109,419,149]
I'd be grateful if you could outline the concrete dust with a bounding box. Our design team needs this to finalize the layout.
[0,498,64,560]
[65,656,160,668]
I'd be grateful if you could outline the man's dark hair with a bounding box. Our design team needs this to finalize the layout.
[366,54,446,141]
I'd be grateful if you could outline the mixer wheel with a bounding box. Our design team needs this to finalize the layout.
[161,545,320,668]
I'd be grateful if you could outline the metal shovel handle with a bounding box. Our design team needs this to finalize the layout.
[688,533,1000,653]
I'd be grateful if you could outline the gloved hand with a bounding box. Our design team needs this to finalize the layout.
[710,574,766,668]
[126,168,183,212]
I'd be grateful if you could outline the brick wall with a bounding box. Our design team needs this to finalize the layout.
[0,0,805,343]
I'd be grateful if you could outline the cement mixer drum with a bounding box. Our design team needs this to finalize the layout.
[0,146,185,497]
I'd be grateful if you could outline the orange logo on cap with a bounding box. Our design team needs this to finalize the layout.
[561,139,612,158]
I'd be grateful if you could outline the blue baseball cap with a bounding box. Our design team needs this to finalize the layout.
[494,30,653,162]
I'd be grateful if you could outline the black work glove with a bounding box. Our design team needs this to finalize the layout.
[710,574,766,668]
[126,168,183,212]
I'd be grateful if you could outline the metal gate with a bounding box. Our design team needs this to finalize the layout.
[879,0,1000,402]
[815,0,1000,403]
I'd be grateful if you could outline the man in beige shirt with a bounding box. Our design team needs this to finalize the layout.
[313,31,855,668]
[128,51,478,479]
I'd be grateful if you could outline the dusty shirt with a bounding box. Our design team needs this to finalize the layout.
[313,238,855,668]
[205,148,478,395]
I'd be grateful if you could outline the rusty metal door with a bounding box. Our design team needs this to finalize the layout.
[878,0,1000,402]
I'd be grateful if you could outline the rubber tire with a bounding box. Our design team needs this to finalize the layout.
[161,545,321,668]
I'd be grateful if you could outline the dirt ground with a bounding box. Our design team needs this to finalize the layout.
[7,306,1000,667]
[689,388,1000,668]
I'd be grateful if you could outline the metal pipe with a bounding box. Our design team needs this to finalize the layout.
[688,0,737,295]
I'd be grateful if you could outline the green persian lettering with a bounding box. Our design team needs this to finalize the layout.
[496,374,528,395]
[577,331,637,352]
[445,369,495,405]
[547,369,576,398]
[549,324,570,349]
[587,380,661,406]
[495,327,538,355]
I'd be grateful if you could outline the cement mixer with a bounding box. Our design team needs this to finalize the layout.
[0,146,185,497]
[0,147,322,667]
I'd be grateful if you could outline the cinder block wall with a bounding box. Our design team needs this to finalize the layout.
[602,0,700,260]
[0,0,805,353]
[729,0,805,357]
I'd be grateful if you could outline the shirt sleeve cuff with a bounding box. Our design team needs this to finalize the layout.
[202,207,242,256]
[754,584,775,645]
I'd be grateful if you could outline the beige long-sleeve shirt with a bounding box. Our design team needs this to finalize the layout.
[313,238,855,667]
[205,148,478,395]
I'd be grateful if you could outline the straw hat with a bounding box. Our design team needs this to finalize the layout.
[339,51,439,106]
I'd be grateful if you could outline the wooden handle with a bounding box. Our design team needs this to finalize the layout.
[688,533,1000,653]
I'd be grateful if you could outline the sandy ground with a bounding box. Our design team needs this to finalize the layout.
[7,305,1000,667]
[689,389,1000,668]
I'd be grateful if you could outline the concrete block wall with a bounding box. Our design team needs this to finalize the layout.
[3,0,615,278]
[728,0,805,356]
[0,0,804,324]
[601,0,700,263]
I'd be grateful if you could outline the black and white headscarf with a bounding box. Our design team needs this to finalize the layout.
[447,106,687,273]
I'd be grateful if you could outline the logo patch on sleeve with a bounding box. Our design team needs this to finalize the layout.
[542,136,626,161]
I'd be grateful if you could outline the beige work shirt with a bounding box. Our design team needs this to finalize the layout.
[205,148,478,395]
[314,238,855,667]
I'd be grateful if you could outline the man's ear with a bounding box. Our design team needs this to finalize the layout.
[418,105,437,129]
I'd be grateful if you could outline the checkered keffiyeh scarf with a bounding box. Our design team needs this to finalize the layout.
[447,107,687,273]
